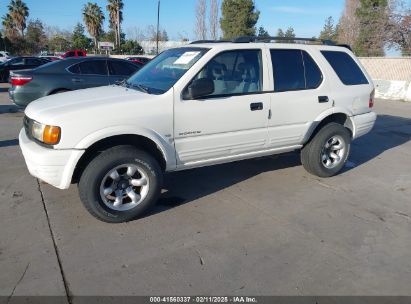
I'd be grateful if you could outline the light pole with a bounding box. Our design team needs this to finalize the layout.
[156,0,160,55]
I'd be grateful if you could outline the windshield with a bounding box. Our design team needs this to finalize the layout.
[126,47,208,94]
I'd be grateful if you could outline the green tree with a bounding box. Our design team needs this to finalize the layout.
[72,23,91,51]
[106,0,123,49]
[220,0,259,39]
[276,28,285,37]
[284,27,295,38]
[82,2,105,52]
[121,40,143,54]
[48,35,71,52]
[8,0,29,37]
[257,26,270,38]
[354,0,389,56]
[1,13,18,38]
[319,16,337,41]
[25,19,47,54]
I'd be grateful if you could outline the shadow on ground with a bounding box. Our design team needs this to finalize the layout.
[0,138,19,147]
[0,104,21,114]
[145,114,411,218]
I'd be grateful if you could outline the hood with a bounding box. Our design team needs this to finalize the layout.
[25,85,155,123]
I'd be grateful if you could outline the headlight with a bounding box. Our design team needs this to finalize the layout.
[31,121,61,145]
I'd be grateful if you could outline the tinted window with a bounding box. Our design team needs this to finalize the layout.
[25,58,44,65]
[270,49,323,92]
[66,51,76,57]
[108,61,139,76]
[192,49,262,96]
[79,60,107,75]
[303,51,323,89]
[271,49,305,92]
[321,51,368,85]
[0,54,3,57]
[68,63,81,74]
[77,51,85,57]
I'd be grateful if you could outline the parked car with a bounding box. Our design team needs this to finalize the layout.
[0,51,11,63]
[9,57,141,107]
[60,50,86,58]
[19,37,377,223]
[125,56,151,65]
[0,56,50,83]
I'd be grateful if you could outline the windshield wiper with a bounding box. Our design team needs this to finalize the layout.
[129,83,150,94]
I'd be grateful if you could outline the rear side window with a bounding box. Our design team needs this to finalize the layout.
[68,63,81,74]
[270,49,323,92]
[108,61,139,76]
[77,51,85,57]
[66,51,76,57]
[79,60,107,75]
[321,51,368,85]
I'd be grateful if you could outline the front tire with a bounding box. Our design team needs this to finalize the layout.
[301,123,351,178]
[78,146,162,223]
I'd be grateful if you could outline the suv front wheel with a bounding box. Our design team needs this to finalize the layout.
[79,145,162,223]
[301,123,351,178]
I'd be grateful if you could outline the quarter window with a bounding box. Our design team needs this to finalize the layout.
[321,51,368,85]
[270,49,323,92]
[191,49,263,96]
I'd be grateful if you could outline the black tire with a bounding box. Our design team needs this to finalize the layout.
[301,123,351,178]
[78,145,162,223]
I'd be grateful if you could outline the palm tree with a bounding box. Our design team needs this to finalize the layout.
[82,2,105,52]
[2,13,17,38]
[8,0,29,38]
[106,0,123,49]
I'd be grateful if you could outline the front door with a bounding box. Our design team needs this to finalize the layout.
[174,49,270,165]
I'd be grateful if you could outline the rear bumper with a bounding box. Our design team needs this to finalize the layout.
[352,111,377,139]
[9,87,44,108]
[19,129,84,189]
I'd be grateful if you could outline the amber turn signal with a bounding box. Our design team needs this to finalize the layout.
[43,125,61,145]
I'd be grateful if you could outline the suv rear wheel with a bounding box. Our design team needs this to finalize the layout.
[301,123,351,177]
[79,145,162,223]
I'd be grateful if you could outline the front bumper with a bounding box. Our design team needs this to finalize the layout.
[352,111,377,139]
[19,129,84,189]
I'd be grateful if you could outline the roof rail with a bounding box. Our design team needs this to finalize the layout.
[190,39,230,44]
[232,36,337,46]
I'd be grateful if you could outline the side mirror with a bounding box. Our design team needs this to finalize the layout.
[185,78,214,99]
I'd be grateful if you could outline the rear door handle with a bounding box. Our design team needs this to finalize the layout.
[72,78,84,83]
[250,102,263,111]
[318,96,329,103]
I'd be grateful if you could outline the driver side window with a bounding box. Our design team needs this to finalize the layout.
[193,49,262,97]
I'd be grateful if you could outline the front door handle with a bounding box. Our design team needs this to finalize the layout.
[72,78,84,83]
[318,96,329,103]
[250,102,263,111]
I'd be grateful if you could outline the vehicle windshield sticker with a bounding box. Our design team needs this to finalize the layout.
[173,52,201,65]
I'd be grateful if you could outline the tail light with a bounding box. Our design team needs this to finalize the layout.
[369,89,375,108]
[11,76,33,86]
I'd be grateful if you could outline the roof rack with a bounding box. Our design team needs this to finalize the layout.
[190,36,352,50]
[232,36,336,45]
[190,39,230,44]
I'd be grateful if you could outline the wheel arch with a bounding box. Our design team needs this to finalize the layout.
[72,133,171,184]
[303,111,354,145]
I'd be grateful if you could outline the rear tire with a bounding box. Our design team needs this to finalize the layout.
[78,145,162,223]
[301,123,351,178]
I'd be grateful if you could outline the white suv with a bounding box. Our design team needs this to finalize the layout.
[0,51,11,63]
[19,37,377,222]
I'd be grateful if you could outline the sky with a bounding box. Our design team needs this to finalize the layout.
[0,0,346,40]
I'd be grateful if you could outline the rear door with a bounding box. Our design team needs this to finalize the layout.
[107,60,140,84]
[267,48,332,148]
[75,60,110,88]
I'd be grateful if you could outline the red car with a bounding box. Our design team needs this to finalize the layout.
[60,50,87,59]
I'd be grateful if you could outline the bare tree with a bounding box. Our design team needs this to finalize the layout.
[195,0,207,40]
[126,26,146,42]
[387,0,411,55]
[337,0,360,45]
[209,0,219,40]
